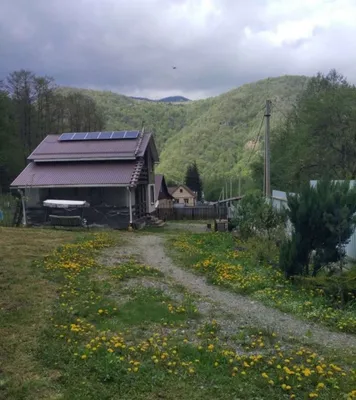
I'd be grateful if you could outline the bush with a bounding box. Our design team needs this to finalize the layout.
[281,180,356,278]
[245,236,279,266]
[234,192,286,240]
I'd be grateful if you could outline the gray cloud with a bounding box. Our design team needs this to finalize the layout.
[1,0,356,99]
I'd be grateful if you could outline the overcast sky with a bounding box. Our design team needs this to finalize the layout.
[1,0,356,99]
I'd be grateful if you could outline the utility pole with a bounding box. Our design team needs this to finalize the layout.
[264,100,271,198]
[230,177,232,198]
[225,181,228,200]
[238,176,241,197]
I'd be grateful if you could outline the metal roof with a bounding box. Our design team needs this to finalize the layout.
[28,131,157,162]
[11,161,140,188]
[155,174,173,200]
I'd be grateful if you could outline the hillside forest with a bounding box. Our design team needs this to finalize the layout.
[1,69,356,198]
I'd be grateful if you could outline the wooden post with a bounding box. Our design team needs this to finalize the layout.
[19,189,27,226]
[127,186,133,230]
[264,100,271,198]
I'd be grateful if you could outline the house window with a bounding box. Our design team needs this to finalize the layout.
[184,198,189,204]
[150,185,155,205]
[180,188,183,193]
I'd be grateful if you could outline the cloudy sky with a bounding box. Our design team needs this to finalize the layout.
[0,0,355,99]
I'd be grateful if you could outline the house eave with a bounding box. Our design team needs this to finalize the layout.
[32,157,136,162]
[11,183,135,189]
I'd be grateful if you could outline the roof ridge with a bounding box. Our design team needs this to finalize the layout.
[134,128,145,157]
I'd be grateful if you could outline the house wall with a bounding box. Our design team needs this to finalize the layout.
[25,187,134,207]
[25,188,41,207]
[146,146,155,185]
[171,186,196,206]
[145,147,156,214]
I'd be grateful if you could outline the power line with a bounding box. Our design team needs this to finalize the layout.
[247,111,265,163]
[271,101,290,121]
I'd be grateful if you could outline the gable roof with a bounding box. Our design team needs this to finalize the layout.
[168,184,196,198]
[28,131,158,162]
[10,130,159,188]
[155,174,173,200]
[155,175,163,197]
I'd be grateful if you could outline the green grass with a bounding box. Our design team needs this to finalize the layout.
[2,229,356,400]
[94,288,199,330]
[0,194,16,226]
[0,227,79,399]
[169,232,356,334]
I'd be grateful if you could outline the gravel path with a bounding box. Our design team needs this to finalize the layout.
[118,234,356,353]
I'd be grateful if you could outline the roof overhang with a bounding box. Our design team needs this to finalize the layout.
[12,183,133,189]
[10,161,140,189]
[33,157,136,162]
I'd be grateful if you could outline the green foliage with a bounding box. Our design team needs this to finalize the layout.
[293,267,356,308]
[0,70,105,191]
[244,236,279,266]
[255,69,356,190]
[281,180,356,278]
[279,234,302,278]
[234,192,286,240]
[184,161,203,201]
[70,76,308,186]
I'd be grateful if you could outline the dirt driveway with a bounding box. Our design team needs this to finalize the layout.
[106,233,356,354]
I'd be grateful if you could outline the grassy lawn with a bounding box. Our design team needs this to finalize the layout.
[0,194,16,227]
[169,232,356,334]
[0,227,79,399]
[1,228,356,399]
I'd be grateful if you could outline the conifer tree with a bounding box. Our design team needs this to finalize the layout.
[184,161,203,201]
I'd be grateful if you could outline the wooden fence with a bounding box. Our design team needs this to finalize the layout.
[155,206,227,221]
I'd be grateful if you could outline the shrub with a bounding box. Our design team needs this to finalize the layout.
[234,192,286,240]
[245,236,279,266]
[281,180,356,278]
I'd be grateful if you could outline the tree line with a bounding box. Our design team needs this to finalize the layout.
[0,70,105,193]
[252,69,356,191]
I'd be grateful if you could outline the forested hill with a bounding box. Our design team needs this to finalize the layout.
[0,72,309,197]
[67,75,308,183]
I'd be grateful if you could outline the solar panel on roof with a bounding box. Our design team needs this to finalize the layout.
[112,131,125,139]
[58,130,141,142]
[73,132,87,140]
[85,132,100,140]
[125,130,140,139]
[59,133,75,141]
[99,132,112,139]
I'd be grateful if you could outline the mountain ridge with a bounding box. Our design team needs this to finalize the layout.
[130,95,190,103]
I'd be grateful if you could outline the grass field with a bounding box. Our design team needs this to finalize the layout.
[1,227,356,400]
[0,194,16,227]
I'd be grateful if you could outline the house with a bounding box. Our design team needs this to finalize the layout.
[168,184,196,206]
[155,174,174,208]
[10,130,159,228]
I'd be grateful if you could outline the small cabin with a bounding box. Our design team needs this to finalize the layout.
[11,130,159,228]
[168,184,196,207]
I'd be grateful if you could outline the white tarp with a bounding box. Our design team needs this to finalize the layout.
[43,199,89,208]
